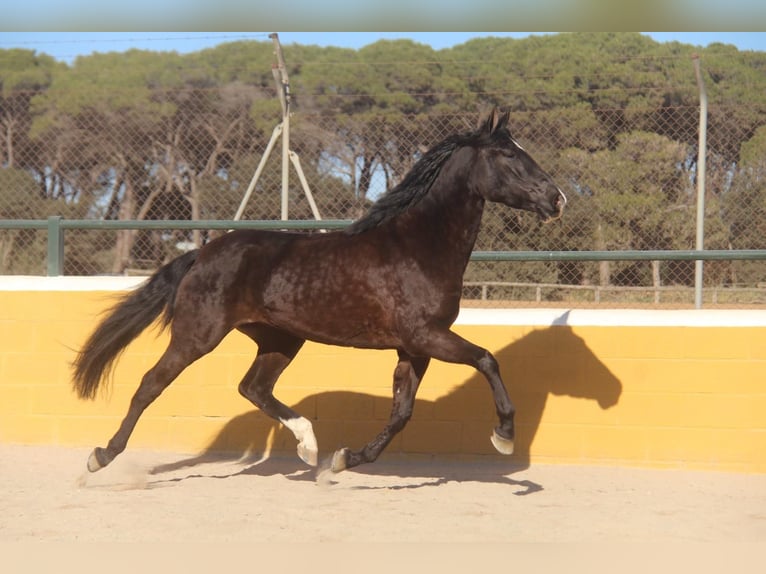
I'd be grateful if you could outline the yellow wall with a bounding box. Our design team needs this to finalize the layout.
[1,282,765,473]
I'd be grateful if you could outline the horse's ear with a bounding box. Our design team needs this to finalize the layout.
[477,106,496,132]
[493,109,510,133]
[478,106,510,134]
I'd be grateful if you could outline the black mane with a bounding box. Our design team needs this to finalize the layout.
[345,132,477,235]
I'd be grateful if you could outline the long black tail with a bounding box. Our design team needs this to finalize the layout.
[72,250,199,400]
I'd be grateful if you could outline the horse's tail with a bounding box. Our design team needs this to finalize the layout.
[72,249,199,400]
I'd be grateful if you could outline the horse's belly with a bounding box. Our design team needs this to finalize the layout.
[269,310,401,350]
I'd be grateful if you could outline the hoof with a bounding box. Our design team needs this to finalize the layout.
[297,443,318,467]
[491,430,514,455]
[330,448,349,473]
[87,448,106,473]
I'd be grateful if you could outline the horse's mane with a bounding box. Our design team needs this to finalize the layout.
[344,132,474,235]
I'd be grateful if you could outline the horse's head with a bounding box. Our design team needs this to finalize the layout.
[471,107,566,223]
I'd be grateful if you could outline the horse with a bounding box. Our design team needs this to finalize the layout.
[72,107,566,476]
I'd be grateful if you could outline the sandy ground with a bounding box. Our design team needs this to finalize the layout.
[0,444,764,548]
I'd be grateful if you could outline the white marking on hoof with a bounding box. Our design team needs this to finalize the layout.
[87,449,104,473]
[297,443,318,467]
[491,430,514,455]
[330,448,348,473]
[281,416,319,467]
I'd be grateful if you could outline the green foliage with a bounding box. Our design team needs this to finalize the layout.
[0,50,60,169]
[0,167,45,217]
[0,49,59,95]
[32,50,177,121]
[0,33,764,283]
[725,125,766,252]
[0,168,47,273]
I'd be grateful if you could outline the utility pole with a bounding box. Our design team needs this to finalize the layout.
[234,33,322,222]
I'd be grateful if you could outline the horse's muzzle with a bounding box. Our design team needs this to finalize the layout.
[541,187,567,223]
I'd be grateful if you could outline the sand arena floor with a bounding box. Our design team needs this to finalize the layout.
[0,444,764,545]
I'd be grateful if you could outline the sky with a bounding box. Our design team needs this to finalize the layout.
[1,32,764,65]
[2,1,766,32]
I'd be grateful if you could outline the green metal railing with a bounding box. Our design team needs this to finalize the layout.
[2,216,766,308]
[1,216,352,276]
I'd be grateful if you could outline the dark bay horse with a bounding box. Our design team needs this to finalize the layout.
[72,107,566,475]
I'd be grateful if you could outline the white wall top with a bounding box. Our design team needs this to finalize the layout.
[2,276,765,327]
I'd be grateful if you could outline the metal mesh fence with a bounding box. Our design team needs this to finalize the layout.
[1,44,765,307]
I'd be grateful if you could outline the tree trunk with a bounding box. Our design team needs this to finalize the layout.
[111,178,136,274]
[188,174,201,247]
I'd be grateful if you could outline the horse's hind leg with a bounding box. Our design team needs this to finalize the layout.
[236,325,316,465]
[330,351,430,473]
[87,328,227,472]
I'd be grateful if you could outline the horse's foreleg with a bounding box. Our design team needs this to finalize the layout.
[476,350,515,455]
[237,327,315,465]
[405,329,515,456]
[330,352,430,473]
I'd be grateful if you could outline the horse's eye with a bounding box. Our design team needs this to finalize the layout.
[501,148,517,158]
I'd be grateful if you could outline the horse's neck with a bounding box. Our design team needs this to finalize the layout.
[399,177,486,269]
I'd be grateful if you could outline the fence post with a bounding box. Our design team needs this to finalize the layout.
[270,33,291,221]
[46,215,64,276]
[692,54,708,309]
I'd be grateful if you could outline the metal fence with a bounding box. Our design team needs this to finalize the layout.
[1,45,765,308]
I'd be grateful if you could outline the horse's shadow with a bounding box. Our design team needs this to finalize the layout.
[150,313,622,493]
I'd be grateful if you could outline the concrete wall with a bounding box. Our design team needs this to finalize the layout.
[1,277,764,472]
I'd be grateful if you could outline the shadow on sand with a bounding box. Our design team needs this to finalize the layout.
[150,312,622,492]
